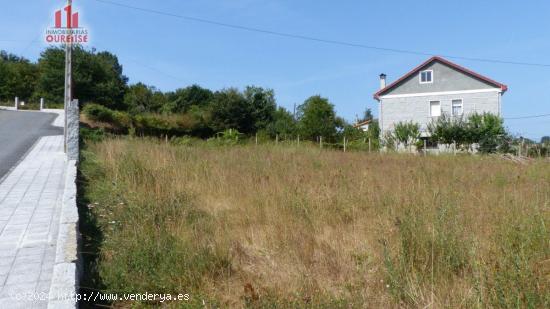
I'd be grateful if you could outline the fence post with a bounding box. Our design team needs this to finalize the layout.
[66,99,79,160]
[424,139,427,156]
[368,138,371,153]
[40,98,44,110]
[276,134,279,145]
[14,97,18,110]
[320,136,323,149]
[255,133,258,145]
[520,138,524,157]
[297,135,300,146]
[343,137,346,152]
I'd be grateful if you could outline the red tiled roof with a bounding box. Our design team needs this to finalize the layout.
[373,56,508,101]
[353,119,372,128]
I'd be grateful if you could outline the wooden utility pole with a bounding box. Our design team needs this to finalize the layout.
[64,0,73,153]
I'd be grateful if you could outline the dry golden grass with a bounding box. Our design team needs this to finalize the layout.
[80,138,550,308]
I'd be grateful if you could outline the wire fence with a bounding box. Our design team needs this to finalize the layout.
[242,133,550,159]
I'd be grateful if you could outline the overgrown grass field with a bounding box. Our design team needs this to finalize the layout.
[79,138,549,308]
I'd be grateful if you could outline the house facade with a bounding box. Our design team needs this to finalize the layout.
[373,56,507,137]
[353,119,371,132]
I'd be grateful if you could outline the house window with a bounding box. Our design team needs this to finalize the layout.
[430,101,441,117]
[420,70,433,83]
[452,99,463,116]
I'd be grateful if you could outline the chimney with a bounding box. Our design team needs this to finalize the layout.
[379,74,387,89]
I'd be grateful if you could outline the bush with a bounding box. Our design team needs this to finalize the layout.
[80,127,105,143]
[382,131,397,151]
[393,121,420,149]
[84,104,213,138]
[207,129,243,146]
[170,136,201,147]
[84,103,133,133]
[428,114,467,147]
[84,103,116,123]
[467,113,507,153]
[428,113,508,153]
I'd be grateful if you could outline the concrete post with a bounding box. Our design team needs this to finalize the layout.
[66,99,79,161]
[14,97,18,110]
[40,98,44,110]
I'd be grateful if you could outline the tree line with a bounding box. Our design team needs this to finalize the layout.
[0,47,378,143]
[4,46,545,154]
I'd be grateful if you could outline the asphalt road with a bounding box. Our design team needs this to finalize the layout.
[0,110,63,180]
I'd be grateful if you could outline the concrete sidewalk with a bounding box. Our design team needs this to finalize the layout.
[0,134,67,308]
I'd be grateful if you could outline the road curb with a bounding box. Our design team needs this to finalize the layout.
[47,160,80,309]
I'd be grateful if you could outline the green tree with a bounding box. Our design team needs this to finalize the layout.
[341,123,363,140]
[244,86,276,131]
[428,114,467,147]
[91,50,128,108]
[0,52,38,102]
[393,121,421,149]
[164,84,213,113]
[34,48,64,104]
[266,107,297,138]
[367,119,381,141]
[297,95,338,141]
[467,113,506,153]
[428,112,507,153]
[367,119,381,150]
[35,47,127,108]
[124,83,166,113]
[209,88,255,134]
[360,108,374,122]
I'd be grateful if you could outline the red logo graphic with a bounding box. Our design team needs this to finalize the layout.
[45,4,89,44]
[55,5,79,29]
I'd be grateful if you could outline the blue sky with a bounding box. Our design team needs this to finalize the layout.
[2,0,550,140]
